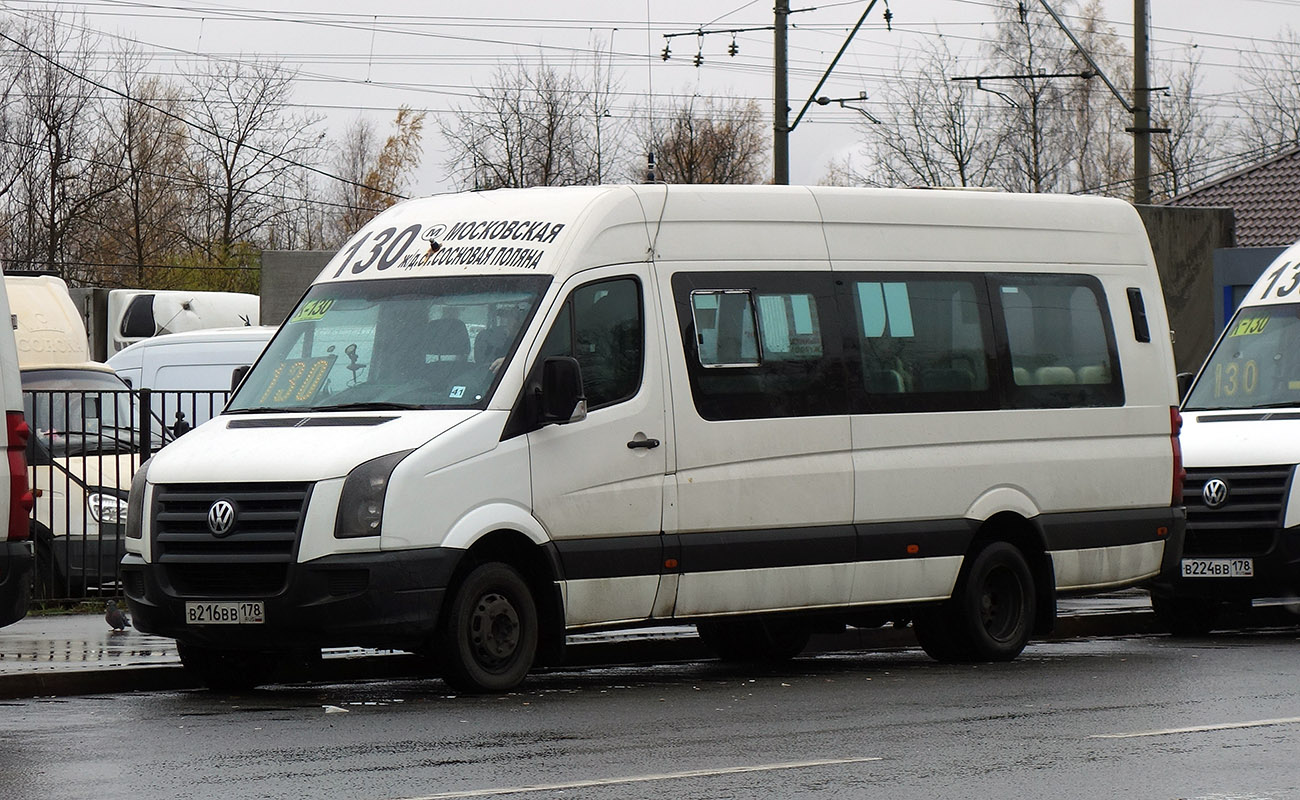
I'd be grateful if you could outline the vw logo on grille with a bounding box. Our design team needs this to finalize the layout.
[1202,478,1230,509]
[207,499,237,537]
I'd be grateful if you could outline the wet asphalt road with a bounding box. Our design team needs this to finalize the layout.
[2,630,1299,800]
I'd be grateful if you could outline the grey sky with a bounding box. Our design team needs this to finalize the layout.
[7,0,1295,192]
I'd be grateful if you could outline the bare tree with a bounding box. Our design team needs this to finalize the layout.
[839,35,1006,188]
[440,57,609,189]
[330,106,426,243]
[93,49,193,286]
[1235,25,1300,151]
[9,13,119,283]
[643,95,768,184]
[1151,46,1221,201]
[183,58,324,268]
[1059,1,1131,196]
[985,1,1076,193]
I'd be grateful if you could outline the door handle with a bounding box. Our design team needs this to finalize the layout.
[626,437,660,449]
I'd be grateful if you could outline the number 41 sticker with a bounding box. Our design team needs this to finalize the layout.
[449,386,466,398]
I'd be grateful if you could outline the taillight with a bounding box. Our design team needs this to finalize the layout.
[1170,406,1185,507]
[6,410,34,541]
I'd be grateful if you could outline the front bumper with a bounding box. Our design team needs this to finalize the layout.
[0,540,34,628]
[1150,524,1300,601]
[121,547,461,652]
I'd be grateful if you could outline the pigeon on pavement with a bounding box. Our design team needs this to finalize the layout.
[105,600,131,631]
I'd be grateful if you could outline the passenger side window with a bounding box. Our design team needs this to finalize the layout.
[994,274,1122,407]
[850,276,995,411]
[538,277,643,409]
[673,272,844,420]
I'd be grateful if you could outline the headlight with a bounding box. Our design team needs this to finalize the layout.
[88,491,130,524]
[126,458,150,539]
[335,450,413,539]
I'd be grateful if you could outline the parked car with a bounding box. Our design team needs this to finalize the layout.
[22,363,136,598]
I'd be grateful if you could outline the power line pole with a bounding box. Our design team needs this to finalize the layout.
[774,0,790,185]
[1133,0,1151,204]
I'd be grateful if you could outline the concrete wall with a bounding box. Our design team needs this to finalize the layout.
[260,250,333,325]
[1136,205,1235,374]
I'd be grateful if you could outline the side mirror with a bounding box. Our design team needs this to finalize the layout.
[1176,372,1193,401]
[231,365,251,392]
[539,356,587,424]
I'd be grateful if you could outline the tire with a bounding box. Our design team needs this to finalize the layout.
[177,642,274,691]
[916,541,1036,663]
[1150,592,1219,637]
[440,562,539,693]
[696,617,811,663]
[32,534,68,601]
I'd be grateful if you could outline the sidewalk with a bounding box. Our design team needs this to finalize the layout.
[0,590,1175,700]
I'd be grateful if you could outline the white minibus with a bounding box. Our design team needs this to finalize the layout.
[122,185,1185,691]
[1155,239,1300,633]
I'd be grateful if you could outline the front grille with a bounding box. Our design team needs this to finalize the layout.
[1182,466,1292,556]
[153,483,312,597]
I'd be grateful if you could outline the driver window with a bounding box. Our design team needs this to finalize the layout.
[539,277,643,409]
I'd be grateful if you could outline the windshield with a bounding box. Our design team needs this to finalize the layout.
[228,275,551,413]
[1184,302,1300,411]
[21,370,138,457]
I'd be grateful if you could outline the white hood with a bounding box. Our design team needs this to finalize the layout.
[1182,411,1300,468]
[146,410,478,483]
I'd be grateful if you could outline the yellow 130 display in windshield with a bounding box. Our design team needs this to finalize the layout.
[257,356,336,405]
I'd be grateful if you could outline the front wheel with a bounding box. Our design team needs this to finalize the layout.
[440,562,539,693]
[914,541,1036,663]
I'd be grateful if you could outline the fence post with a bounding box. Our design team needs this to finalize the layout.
[140,388,152,461]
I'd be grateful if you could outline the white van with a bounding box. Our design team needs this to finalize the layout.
[6,274,92,364]
[1155,239,1300,633]
[122,185,1185,691]
[1,271,36,626]
[108,289,260,355]
[107,326,275,433]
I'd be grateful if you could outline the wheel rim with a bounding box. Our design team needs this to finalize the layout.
[979,564,1026,643]
[468,591,521,670]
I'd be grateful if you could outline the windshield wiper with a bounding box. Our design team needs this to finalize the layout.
[228,406,310,415]
[314,401,427,412]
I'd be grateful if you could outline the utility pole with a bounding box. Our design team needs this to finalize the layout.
[1133,0,1151,204]
[774,0,789,185]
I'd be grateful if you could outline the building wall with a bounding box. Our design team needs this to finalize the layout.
[1136,205,1235,374]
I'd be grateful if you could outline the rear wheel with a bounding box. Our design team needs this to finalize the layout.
[914,541,1036,663]
[696,617,811,663]
[440,562,539,693]
[32,532,68,600]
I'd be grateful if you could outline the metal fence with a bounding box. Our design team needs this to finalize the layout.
[22,388,231,602]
